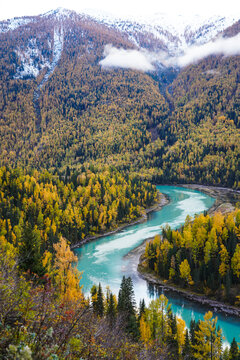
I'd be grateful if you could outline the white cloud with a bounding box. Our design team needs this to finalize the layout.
[99,44,155,72]
[100,33,240,72]
[175,33,240,67]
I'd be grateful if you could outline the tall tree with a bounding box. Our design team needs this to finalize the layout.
[19,222,44,276]
[229,338,240,360]
[117,276,138,338]
[192,311,222,360]
[96,283,104,317]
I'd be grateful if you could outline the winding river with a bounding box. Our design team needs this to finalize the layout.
[75,185,240,344]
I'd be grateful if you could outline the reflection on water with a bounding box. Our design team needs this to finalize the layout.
[75,186,240,344]
[147,282,240,345]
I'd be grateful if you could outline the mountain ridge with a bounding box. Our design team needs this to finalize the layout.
[1,8,239,54]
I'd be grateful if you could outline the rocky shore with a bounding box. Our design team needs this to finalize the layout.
[138,266,240,318]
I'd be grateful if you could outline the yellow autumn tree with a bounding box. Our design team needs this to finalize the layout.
[179,259,193,285]
[192,311,222,360]
[144,294,171,345]
[231,244,240,278]
[176,317,186,355]
[219,244,229,277]
[140,316,151,346]
[53,237,83,302]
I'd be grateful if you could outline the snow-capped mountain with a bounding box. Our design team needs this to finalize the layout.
[0,7,239,82]
[1,8,238,55]
[82,9,238,54]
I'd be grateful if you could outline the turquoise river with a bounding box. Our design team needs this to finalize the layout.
[75,185,240,345]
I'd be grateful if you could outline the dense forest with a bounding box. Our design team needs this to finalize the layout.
[143,210,240,304]
[1,233,240,360]
[0,13,239,188]
[0,166,157,275]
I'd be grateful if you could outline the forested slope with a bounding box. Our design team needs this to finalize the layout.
[0,10,239,187]
[143,210,240,304]
[0,166,157,276]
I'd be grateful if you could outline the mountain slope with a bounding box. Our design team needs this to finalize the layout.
[0,9,240,188]
[84,10,238,53]
[0,9,168,171]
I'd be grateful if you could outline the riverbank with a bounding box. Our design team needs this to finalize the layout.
[138,265,240,318]
[134,184,240,317]
[71,191,169,249]
[179,184,240,215]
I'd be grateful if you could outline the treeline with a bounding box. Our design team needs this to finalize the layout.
[143,210,240,304]
[1,235,239,359]
[0,166,157,275]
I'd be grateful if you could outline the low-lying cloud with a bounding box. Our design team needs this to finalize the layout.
[100,33,240,72]
[99,44,154,72]
[176,33,240,67]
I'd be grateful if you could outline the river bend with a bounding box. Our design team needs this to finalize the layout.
[75,186,240,344]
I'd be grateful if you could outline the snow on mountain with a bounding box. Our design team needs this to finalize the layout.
[41,7,78,21]
[0,16,35,33]
[82,9,238,54]
[1,8,238,54]
[38,26,64,87]
[14,24,64,80]
[14,38,51,79]
[1,7,239,80]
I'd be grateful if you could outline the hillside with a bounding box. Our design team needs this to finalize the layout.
[0,8,240,187]
[0,9,169,173]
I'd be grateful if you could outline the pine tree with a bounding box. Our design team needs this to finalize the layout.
[19,222,44,276]
[139,299,146,320]
[117,276,138,338]
[229,338,240,360]
[117,276,136,315]
[189,319,198,345]
[167,309,179,359]
[106,292,116,325]
[96,283,104,317]
[90,285,97,313]
[182,330,191,359]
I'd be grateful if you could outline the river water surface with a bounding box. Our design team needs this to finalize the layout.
[75,186,240,344]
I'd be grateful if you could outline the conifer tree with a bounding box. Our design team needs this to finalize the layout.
[117,276,138,338]
[106,292,117,325]
[19,222,44,276]
[96,283,104,317]
[229,338,240,360]
[117,276,136,315]
[90,285,98,313]
[167,309,179,359]
[182,330,191,360]
[139,299,146,320]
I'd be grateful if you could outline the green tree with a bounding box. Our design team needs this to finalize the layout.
[117,276,138,338]
[106,292,117,325]
[19,222,44,276]
[96,283,104,317]
[229,338,240,360]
